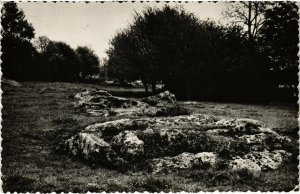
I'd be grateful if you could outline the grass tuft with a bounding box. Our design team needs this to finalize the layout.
[129,176,172,192]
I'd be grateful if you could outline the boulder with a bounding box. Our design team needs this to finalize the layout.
[195,152,218,165]
[84,119,147,133]
[74,90,144,117]
[74,89,181,117]
[238,131,292,151]
[149,152,217,174]
[243,150,291,171]
[141,91,176,106]
[229,149,291,176]
[229,158,261,177]
[111,131,144,160]
[65,132,114,165]
[215,118,265,136]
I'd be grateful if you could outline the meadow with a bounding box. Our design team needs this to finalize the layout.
[2,81,298,192]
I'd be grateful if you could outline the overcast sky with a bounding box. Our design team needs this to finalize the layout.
[18,2,227,59]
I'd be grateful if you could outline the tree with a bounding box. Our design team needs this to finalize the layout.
[34,36,51,55]
[260,2,298,101]
[43,41,81,81]
[76,46,100,80]
[224,2,267,41]
[1,2,36,80]
[107,6,212,94]
[107,28,144,88]
[99,58,109,82]
[261,2,298,73]
[107,5,273,101]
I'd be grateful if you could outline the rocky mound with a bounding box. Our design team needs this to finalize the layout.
[65,114,293,176]
[74,90,184,117]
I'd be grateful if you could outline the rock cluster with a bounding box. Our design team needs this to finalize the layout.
[65,113,293,175]
[74,89,182,117]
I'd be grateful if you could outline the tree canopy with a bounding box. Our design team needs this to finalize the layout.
[107,5,270,100]
[107,4,297,102]
[76,46,100,80]
[41,41,81,81]
[1,2,36,80]
[2,2,102,82]
[107,6,214,93]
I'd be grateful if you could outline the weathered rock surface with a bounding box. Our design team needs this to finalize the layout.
[74,89,183,117]
[112,131,144,160]
[229,150,291,176]
[65,114,293,174]
[149,152,217,174]
[65,132,113,164]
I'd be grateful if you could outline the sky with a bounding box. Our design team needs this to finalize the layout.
[18,2,227,59]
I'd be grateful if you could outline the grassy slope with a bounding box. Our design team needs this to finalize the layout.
[2,82,299,192]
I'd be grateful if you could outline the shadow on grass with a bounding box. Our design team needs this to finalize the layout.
[3,176,35,192]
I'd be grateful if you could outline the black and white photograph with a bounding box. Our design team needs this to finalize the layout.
[1,1,299,192]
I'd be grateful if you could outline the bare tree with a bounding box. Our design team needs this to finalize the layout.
[34,36,51,54]
[224,2,267,41]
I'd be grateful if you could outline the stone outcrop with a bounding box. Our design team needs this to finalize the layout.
[65,114,293,175]
[65,132,113,164]
[149,152,217,174]
[111,131,144,160]
[229,150,291,177]
[74,89,183,117]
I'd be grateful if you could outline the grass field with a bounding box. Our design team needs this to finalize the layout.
[2,81,299,192]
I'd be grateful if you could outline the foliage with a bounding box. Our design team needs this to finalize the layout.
[223,2,298,101]
[2,2,298,101]
[260,2,298,88]
[107,6,213,93]
[107,4,298,101]
[41,41,81,81]
[107,5,272,101]
[1,2,37,80]
[33,40,101,82]
[76,46,100,80]
[1,3,102,82]
[1,2,34,40]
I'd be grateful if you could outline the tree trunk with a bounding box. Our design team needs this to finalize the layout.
[151,80,156,94]
[248,2,252,41]
[186,85,191,100]
[142,78,149,94]
[120,78,126,86]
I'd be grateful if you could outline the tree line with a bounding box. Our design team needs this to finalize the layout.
[106,2,298,102]
[1,2,101,82]
[1,2,298,102]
